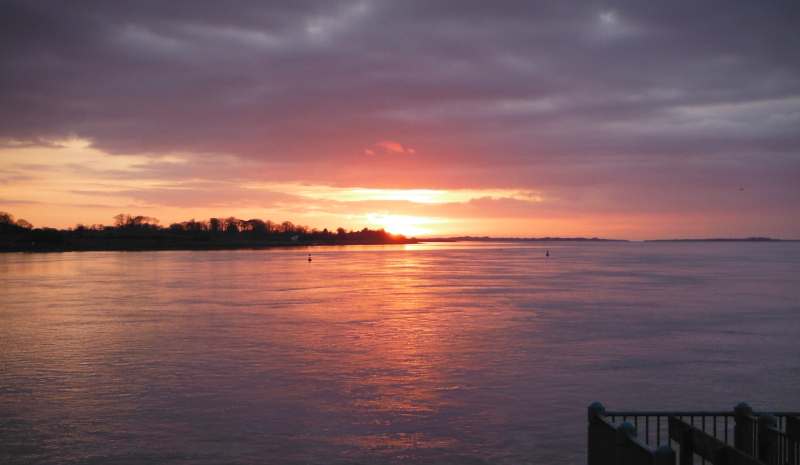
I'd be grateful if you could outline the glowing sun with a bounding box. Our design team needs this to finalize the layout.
[368,214,438,237]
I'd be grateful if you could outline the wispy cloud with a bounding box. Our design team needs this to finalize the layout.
[1,1,798,238]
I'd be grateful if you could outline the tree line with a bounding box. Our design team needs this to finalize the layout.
[0,211,415,251]
[106,213,371,238]
[0,211,33,230]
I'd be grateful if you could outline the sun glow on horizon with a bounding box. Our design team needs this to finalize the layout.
[276,185,539,204]
[0,140,548,233]
[366,213,442,237]
[351,189,447,203]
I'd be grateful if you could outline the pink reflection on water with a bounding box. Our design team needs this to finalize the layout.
[1,242,798,464]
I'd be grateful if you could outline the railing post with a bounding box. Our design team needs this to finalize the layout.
[679,425,693,465]
[757,413,777,463]
[589,401,606,424]
[617,421,637,465]
[734,402,754,455]
[653,444,676,465]
[710,445,729,465]
[589,402,607,465]
[787,416,800,465]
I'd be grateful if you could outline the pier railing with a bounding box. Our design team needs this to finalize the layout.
[588,402,800,465]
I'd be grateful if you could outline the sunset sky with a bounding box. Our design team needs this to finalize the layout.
[1,1,798,240]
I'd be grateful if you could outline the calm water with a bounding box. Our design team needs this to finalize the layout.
[1,242,798,464]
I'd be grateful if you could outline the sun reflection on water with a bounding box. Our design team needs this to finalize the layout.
[2,243,798,464]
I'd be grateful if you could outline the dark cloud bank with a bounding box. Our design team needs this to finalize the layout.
[1,0,799,234]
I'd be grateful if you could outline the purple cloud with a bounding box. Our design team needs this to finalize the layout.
[1,0,798,236]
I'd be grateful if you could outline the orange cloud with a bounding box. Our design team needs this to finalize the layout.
[364,140,417,155]
[369,140,416,155]
[377,140,405,153]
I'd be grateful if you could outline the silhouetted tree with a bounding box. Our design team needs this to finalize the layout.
[16,219,33,229]
[280,221,295,233]
[223,217,239,232]
[113,213,159,228]
[182,219,206,231]
[246,219,267,234]
[113,213,130,227]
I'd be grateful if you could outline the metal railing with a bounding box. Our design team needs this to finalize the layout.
[588,402,800,465]
[758,415,800,465]
[589,402,676,465]
[668,415,762,465]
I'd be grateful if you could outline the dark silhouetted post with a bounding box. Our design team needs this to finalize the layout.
[679,424,693,465]
[588,402,614,465]
[757,412,777,463]
[653,444,676,465]
[734,402,754,455]
[786,417,800,463]
[616,422,636,465]
[787,416,800,465]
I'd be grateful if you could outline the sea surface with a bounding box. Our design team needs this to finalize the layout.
[1,241,798,464]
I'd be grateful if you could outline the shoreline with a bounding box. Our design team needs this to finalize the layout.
[4,236,797,254]
[0,238,420,254]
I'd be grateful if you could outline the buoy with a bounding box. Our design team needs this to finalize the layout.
[546,250,549,257]
[308,254,312,262]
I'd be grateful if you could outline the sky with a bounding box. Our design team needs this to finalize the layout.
[1,1,799,240]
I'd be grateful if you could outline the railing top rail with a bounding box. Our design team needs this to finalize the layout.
[627,433,659,455]
[595,413,619,429]
[606,410,732,417]
[606,410,800,417]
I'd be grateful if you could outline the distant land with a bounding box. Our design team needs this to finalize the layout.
[2,211,797,253]
[420,236,627,242]
[421,236,797,243]
[0,212,416,253]
[644,237,799,242]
